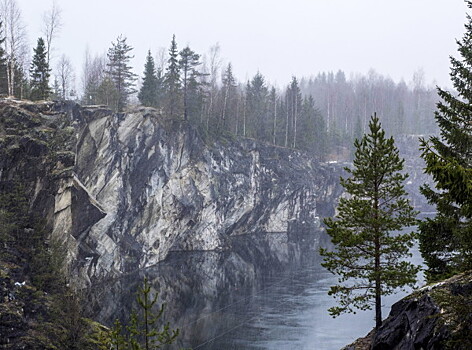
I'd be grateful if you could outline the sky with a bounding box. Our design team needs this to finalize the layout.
[16,0,469,91]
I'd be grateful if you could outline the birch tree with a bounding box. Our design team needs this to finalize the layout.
[42,1,62,67]
[0,0,27,97]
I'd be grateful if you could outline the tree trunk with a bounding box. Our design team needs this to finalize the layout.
[285,93,289,147]
[183,69,188,120]
[293,94,297,148]
[375,240,382,331]
[221,85,228,130]
[272,98,277,145]
[374,152,382,331]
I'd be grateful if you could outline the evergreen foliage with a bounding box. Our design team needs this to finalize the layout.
[179,46,202,121]
[320,115,419,331]
[419,2,472,281]
[29,37,51,101]
[246,72,269,139]
[97,75,120,108]
[107,35,137,111]
[164,35,181,118]
[109,277,179,350]
[138,50,159,108]
[0,180,101,348]
[221,63,237,130]
[76,35,438,159]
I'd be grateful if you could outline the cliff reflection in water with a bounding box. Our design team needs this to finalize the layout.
[86,230,341,349]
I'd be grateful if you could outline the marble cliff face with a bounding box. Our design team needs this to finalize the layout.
[0,99,343,285]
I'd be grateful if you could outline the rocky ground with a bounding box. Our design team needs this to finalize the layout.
[342,271,472,350]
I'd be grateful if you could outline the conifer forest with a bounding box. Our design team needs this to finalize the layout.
[0,1,471,349]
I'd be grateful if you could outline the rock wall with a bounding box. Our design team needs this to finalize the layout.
[0,99,106,264]
[72,105,341,283]
[0,99,342,285]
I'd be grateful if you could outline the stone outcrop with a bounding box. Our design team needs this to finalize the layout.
[343,272,472,350]
[72,105,341,283]
[0,99,106,264]
[0,99,342,285]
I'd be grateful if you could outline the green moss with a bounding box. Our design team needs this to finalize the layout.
[429,274,472,350]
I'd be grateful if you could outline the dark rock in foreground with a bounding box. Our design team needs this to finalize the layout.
[342,271,472,350]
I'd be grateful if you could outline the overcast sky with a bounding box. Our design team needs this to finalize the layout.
[17,0,468,90]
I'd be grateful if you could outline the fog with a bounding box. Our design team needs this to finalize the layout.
[18,0,467,88]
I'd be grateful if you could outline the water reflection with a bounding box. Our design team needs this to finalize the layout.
[87,231,423,350]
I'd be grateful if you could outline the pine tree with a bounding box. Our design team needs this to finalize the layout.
[107,35,137,112]
[29,37,51,101]
[109,278,179,350]
[138,50,159,107]
[320,115,419,331]
[418,2,472,281]
[179,46,201,121]
[163,35,181,118]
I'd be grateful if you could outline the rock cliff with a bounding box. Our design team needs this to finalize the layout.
[72,104,342,283]
[0,99,342,285]
[343,271,472,350]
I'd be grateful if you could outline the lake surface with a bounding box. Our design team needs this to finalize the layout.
[92,232,423,350]
[178,239,424,349]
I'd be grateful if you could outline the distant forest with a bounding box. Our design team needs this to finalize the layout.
[0,0,439,160]
[80,35,439,160]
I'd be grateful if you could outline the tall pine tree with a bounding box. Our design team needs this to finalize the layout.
[107,35,137,112]
[179,46,201,121]
[164,35,181,118]
[29,37,51,101]
[138,50,159,107]
[419,1,472,281]
[321,115,419,331]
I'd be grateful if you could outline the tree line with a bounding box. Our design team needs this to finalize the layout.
[81,34,438,160]
[0,0,439,161]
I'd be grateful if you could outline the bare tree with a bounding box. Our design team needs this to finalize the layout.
[42,0,62,66]
[205,43,222,130]
[56,54,74,100]
[155,46,167,73]
[81,48,106,104]
[0,0,27,97]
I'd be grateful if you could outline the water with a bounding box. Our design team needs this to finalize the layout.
[190,266,371,350]
[91,232,424,350]
[185,242,424,350]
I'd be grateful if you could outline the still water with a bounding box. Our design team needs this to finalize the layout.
[182,242,423,350]
[92,233,423,350]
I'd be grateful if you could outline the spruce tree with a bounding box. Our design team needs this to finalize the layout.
[29,37,51,101]
[320,115,419,331]
[221,63,236,130]
[246,72,268,139]
[163,35,181,118]
[419,2,472,281]
[138,50,159,107]
[107,35,137,112]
